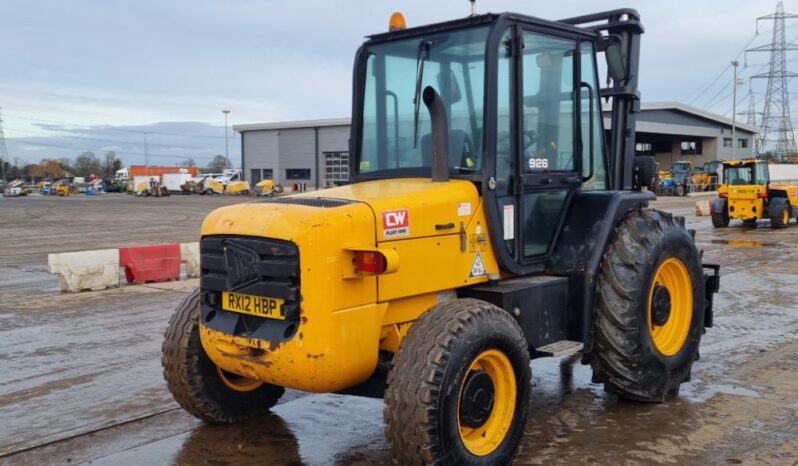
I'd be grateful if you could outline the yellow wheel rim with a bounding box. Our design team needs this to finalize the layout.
[457,349,517,456]
[216,367,263,392]
[648,258,693,356]
[784,207,790,225]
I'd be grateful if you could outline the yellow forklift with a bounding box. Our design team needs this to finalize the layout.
[162,7,720,464]
[712,158,798,229]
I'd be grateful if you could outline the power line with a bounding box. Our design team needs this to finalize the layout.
[747,0,798,159]
[688,33,761,106]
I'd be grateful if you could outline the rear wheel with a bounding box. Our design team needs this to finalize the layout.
[162,288,284,423]
[590,209,704,402]
[711,206,730,228]
[770,204,790,229]
[384,298,531,466]
[675,184,685,197]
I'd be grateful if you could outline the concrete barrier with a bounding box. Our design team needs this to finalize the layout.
[48,249,120,292]
[181,242,200,278]
[695,200,711,217]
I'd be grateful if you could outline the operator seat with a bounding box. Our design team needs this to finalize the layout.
[420,130,478,170]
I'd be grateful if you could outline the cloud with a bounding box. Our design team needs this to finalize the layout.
[1,0,794,165]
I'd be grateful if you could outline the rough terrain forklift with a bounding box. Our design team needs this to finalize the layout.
[163,7,720,465]
[712,158,798,229]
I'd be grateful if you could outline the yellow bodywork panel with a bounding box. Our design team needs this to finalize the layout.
[207,178,225,194]
[255,179,275,195]
[225,180,251,195]
[720,184,765,220]
[198,178,502,392]
[200,199,382,392]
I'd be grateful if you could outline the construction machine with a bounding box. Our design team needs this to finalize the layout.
[135,178,170,197]
[163,8,720,465]
[254,179,283,196]
[711,158,798,229]
[2,179,30,197]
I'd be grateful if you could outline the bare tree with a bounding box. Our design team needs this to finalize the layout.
[103,151,122,178]
[205,155,230,173]
[73,152,102,177]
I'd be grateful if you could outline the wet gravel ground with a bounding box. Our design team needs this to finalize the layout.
[1,193,797,465]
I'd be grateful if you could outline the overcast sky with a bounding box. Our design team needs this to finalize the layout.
[0,0,793,167]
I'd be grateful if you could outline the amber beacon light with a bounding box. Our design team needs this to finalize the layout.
[389,12,406,31]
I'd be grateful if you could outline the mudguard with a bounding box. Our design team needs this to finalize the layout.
[546,190,655,350]
[711,197,728,215]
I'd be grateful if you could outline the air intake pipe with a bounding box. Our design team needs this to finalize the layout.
[422,86,449,182]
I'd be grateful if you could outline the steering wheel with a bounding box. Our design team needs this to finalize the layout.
[497,130,538,152]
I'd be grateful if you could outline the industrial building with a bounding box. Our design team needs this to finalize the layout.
[234,102,757,188]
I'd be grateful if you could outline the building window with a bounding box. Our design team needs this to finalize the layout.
[680,140,702,155]
[723,138,733,148]
[286,168,311,180]
[249,169,273,183]
[324,152,350,186]
[738,138,748,148]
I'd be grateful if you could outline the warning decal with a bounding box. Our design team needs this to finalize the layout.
[470,251,487,277]
[382,209,410,238]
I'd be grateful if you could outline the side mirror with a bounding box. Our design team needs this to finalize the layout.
[604,43,627,82]
[633,156,657,190]
[436,70,462,104]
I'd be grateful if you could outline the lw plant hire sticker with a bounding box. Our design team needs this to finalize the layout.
[382,209,410,238]
[470,251,487,277]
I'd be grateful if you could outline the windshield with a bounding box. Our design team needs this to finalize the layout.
[358,26,489,176]
[723,165,754,185]
[672,162,690,171]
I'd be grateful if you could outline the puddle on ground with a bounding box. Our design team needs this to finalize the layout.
[709,239,778,247]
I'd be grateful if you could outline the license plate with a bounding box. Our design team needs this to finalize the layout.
[222,291,285,320]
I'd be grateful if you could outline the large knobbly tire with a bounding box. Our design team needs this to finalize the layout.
[384,298,531,466]
[162,288,284,423]
[590,209,705,402]
[770,204,790,230]
[711,208,729,228]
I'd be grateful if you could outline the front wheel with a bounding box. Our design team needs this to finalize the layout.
[161,288,284,423]
[590,209,705,402]
[384,299,531,466]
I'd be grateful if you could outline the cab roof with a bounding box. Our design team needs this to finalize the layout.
[722,159,763,166]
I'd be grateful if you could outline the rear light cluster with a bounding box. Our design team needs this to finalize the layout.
[757,192,768,199]
[355,251,387,274]
[719,192,728,198]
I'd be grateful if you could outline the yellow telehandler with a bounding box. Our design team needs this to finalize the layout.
[163,8,720,464]
[712,158,798,228]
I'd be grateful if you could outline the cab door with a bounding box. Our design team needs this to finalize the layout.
[495,26,597,269]
[515,29,582,260]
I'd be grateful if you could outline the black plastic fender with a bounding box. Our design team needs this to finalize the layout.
[546,190,655,351]
[768,197,790,218]
[711,197,728,215]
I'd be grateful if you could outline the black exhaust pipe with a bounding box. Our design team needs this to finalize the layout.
[422,86,449,182]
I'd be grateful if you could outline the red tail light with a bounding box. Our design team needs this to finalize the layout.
[757,192,768,199]
[355,251,387,274]
[719,192,728,198]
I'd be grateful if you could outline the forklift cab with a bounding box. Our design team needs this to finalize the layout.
[351,11,645,275]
